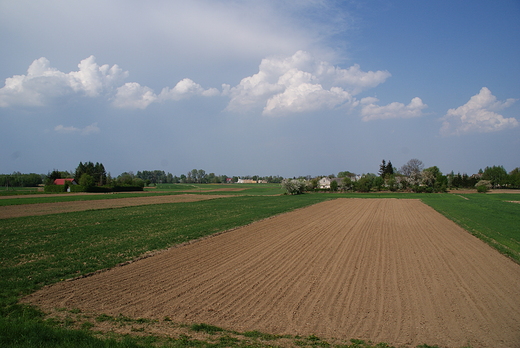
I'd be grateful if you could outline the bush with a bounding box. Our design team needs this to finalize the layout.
[477,185,489,193]
[79,173,95,188]
[281,179,305,195]
[111,185,144,192]
[354,177,372,192]
[43,184,66,193]
[475,180,492,192]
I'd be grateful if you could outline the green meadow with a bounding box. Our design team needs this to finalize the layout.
[0,188,518,347]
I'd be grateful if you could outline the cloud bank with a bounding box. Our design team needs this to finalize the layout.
[227,51,391,116]
[2,55,516,139]
[1,52,393,117]
[440,87,518,136]
[0,56,127,107]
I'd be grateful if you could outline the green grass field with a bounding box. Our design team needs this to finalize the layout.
[1,190,518,347]
[421,193,520,262]
[0,186,41,195]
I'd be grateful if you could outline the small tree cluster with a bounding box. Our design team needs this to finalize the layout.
[379,160,394,178]
[482,165,508,189]
[0,172,43,187]
[115,172,145,188]
[74,162,107,186]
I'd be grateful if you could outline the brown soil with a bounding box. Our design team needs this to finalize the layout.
[0,192,112,199]
[190,187,247,192]
[23,199,520,347]
[0,194,229,219]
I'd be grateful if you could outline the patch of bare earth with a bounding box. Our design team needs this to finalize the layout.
[0,194,229,219]
[181,187,247,192]
[24,199,520,347]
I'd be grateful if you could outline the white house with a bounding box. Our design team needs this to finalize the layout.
[319,177,343,189]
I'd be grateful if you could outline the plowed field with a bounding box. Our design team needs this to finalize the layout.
[0,194,228,219]
[24,199,520,347]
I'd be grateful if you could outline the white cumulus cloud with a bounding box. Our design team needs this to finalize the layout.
[0,56,127,107]
[159,78,220,101]
[440,87,518,136]
[226,50,390,116]
[112,83,158,109]
[360,97,427,121]
[264,85,353,115]
[112,78,220,109]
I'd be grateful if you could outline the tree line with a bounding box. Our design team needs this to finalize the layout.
[133,169,283,185]
[2,160,519,192]
[282,159,520,194]
[36,164,284,189]
[0,172,44,188]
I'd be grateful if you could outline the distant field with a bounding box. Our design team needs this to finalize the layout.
[0,183,285,206]
[0,191,176,206]
[155,183,286,195]
[0,186,40,194]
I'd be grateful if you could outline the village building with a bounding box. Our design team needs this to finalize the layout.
[318,177,344,189]
[53,178,77,192]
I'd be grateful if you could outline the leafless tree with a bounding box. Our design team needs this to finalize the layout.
[399,158,424,177]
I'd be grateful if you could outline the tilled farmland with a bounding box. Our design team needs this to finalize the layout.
[24,198,520,347]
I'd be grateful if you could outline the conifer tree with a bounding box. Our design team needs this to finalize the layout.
[379,160,387,177]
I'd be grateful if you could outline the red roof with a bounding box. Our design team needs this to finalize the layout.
[54,178,76,185]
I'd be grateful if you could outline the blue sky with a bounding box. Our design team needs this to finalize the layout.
[1,0,519,178]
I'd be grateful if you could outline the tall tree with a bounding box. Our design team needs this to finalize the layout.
[190,169,198,183]
[379,160,395,178]
[379,160,387,177]
[330,179,338,192]
[94,162,106,186]
[48,170,62,182]
[197,169,207,183]
[386,161,394,175]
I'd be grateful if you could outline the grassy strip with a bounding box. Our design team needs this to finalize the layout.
[421,193,520,263]
[0,192,184,207]
[4,314,452,348]
[0,187,41,195]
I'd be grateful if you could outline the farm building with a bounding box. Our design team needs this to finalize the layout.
[53,178,77,185]
[237,179,257,184]
[53,178,78,191]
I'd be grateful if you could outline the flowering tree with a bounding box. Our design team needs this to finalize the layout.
[281,179,306,195]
